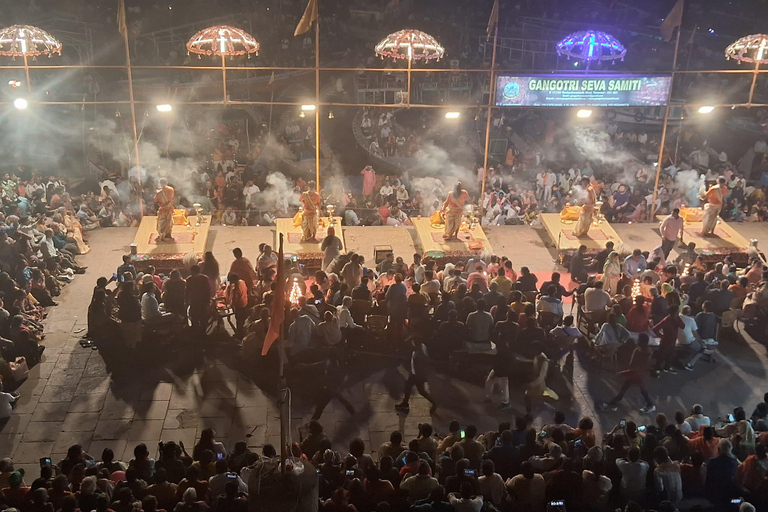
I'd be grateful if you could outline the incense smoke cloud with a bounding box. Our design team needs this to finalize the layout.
[410,142,476,214]
[674,169,705,207]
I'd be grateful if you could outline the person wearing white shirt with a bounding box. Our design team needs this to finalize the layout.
[344,208,360,226]
[674,411,693,435]
[287,312,314,355]
[141,288,174,325]
[677,306,707,370]
[337,297,361,330]
[449,486,483,512]
[379,182,394,202]
[0,381,16,420]
[26,177,45,198]
[616,448,649,503]
[478,461,506,508]
[411,254,425,284]
[653,447,682,505]
[685,404,711,431]
[242,181,260,206]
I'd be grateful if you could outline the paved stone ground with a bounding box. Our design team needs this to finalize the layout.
[1,222,766,480]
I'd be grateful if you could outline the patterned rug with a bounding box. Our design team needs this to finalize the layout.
[148,232,196,245]
[560,229,609,241]
[287,231,329,244]
[431,231,475,243]
[684,227,731,239]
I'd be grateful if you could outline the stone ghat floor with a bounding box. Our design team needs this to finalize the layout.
[2,223,766,478]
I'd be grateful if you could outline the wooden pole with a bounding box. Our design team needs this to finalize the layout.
[277,235,288,475]
[23,54,31,93]
[222,54,228,104]
[407,56,412,108]
[481,24,499,204]
[650,22,682,220]
[119,0,143,215]
[268,84,275,137]
[315,16,321,192]
[748,61,760,108]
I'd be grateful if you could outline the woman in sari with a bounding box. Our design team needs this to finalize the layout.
[58,209,91,254]
[602,251,622,295]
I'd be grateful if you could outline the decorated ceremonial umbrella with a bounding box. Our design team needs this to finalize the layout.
[375,29,444,106]
[187,25,260,104]
[725,33,768,106]
[0,24,62,92]
[556,30,626,70]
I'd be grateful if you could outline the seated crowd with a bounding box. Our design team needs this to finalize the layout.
[1,404,768,512]
[0,173,92,418]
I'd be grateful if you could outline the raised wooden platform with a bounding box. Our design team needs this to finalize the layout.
[412,217,493,263]
[131,215,211,272]
[656,215,752,263]
[275,217,345,269]
[540,213,626,266]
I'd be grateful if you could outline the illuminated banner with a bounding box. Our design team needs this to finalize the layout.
[495,74,671,107]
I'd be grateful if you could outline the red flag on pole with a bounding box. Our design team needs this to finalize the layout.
[262,234,285,355]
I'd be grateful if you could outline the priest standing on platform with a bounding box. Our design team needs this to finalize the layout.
[700,177,727,237]
[154,178,175,242]
[441,182,471,240]
[300,180,322,242]
[572,178,602,238]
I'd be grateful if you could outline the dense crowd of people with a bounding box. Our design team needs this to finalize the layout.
[2,405,768,511]
[4,205,753,510]
[0,172,91,416]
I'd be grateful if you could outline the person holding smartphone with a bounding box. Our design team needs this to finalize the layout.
[209,460,248,500]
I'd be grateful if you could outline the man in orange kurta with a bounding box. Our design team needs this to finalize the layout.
[300,180,322,242]
[441,182,471,240]
[154,178,175,242]
[701,177,727,236]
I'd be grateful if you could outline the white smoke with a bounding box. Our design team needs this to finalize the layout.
[570,126,642,169]
[675,169,704,207]
[409,142,477,212]
[262,172,300,214]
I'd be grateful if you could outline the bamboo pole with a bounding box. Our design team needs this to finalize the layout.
[481,24,499,204]
[650,21,682,220]
[315,15,321,192]
[407,56,412,108]
[23,54,31,93]
[119,0,143,215]
[1,63,766,74]
[221,54,228,104]
[748,61,760,108]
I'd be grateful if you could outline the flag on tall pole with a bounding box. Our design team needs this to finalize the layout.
[262,234,285,356]
[294,0,318,37]
[117,0,128,38]
[660,0,684,42]
[486,0,499,40]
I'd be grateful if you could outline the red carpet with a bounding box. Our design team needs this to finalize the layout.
[148,232,196,245]
[430,231,476,243]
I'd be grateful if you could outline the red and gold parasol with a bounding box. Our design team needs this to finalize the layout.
[186,25,259,104]
[374,29,444,62]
